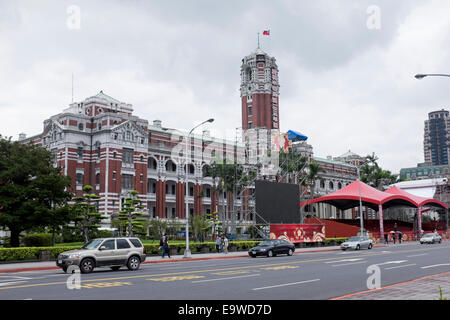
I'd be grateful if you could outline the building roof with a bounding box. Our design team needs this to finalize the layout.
[300,180,440,211]
[94,90,123,104]
[336,150,361,159]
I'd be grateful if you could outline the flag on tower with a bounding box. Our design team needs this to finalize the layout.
[263,29,270,36]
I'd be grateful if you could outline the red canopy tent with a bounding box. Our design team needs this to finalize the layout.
[299,180,447,239]
[385,186,447,236]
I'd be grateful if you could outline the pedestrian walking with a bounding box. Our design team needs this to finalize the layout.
[161,233,171,258]
[215,236,221,253]
[384,233,389,244]
[223,235,229,254]
[392,232,396,244]
[398,231,402,244]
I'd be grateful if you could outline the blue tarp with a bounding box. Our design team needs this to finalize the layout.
[287,130,308,141]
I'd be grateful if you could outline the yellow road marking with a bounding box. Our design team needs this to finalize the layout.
[212,270,252,276]
[80,281,132,289]
[0,244,448,291]
[147,275,204,282]
[261,266,299,270]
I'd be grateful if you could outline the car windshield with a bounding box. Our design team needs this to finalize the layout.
[81,239,103,249]
[258,240,274,246]
[347,237,361,242]
[424,234,433,237]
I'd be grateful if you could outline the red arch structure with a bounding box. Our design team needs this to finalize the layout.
[300,180,447,239]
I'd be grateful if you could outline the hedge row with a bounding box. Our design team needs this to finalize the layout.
[0,246,81,262]
[0,239,349,262]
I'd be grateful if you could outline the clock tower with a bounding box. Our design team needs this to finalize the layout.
[240,47,280,131]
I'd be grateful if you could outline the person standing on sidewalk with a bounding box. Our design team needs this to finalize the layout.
[392,232,396,244]
[223,235,229,254]
[398,231,402,244]
[215,236,221,253]
[384,233,389,244]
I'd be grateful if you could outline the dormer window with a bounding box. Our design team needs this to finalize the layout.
[78,123,84,131]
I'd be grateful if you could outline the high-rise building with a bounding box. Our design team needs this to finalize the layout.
[424,109,450,165]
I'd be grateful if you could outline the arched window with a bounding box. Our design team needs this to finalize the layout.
[329,181,334,190]
[320,180,325,189]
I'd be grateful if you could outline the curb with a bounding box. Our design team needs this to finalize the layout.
[0,245,387,274]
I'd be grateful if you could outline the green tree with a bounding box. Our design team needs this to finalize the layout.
[0,136,72,247]
[148,219,168,240]
[70,185,107,243]
[190,214,210,242]
[278,149,308,184]
[112,190,147,237]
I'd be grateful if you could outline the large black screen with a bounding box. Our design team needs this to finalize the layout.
[255,180,300,224]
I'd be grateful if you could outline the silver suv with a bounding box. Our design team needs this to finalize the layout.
[57,237,147,273]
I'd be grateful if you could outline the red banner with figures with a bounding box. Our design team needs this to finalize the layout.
[270,224,326,243]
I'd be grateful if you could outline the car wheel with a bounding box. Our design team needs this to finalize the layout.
[127,256,141,271]
[62,266,68,273]
[80,258,95,274]
[287,249,293,256]
[267,250,273,258]
[368,243,373,249]
[341,248,346,251]
[439,240,442,244]
[110,266,121,271]
[356,245,360,251]
[250,254,256,258]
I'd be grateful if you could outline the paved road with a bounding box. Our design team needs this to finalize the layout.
[1,242,450,300]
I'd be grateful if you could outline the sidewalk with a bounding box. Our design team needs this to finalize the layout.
[0,245,344,273]
[332,271,450,300]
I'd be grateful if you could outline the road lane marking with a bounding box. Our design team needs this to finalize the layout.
[192,274,260,283]
[0,281,27,287]
[260,266,299,270]
[80,281,133,289]
[421,264,450,269]
[325,258,364,264]
[147,275,205,282]
[331,261,367,267]
[375,260,408,266]
[407,253,427,257]
[212,270,252,276]
[384,264,416,270]
[252,279,320,291]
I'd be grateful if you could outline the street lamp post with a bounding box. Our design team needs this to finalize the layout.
[357,166,365,237]
[415,73,450,79]
[184,118,214,259]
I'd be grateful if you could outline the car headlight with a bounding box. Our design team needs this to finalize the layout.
[68,254,80,259]
[260,248,266,251]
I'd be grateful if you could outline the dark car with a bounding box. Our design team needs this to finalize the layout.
[249,239,295,258]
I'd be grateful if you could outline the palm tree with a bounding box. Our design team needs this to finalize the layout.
[278,149,308,184]
[302,159,325,216]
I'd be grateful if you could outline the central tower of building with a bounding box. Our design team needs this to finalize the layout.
[240,47,280,130]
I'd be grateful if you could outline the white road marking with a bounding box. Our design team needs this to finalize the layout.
[325,258,364,264]
[407,253,427,257]
[0,281,27,287]
[421,264,450,269]
[384,264,417,270]
[252,279,320,291]
[0,275,32,280]
[331,261,367,267]
[375,260,408,266]
[192,274,260,283]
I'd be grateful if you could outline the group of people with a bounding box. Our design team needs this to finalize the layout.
[215,234,229,254]
[384,231,403,244]
[159,233,230,258]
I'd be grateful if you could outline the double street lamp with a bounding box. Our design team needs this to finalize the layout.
[184,118,214,259]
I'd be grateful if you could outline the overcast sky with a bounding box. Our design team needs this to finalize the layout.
[1,0,450,173]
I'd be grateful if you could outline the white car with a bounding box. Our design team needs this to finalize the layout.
[420,233,442,244]
[340,236,373,251]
